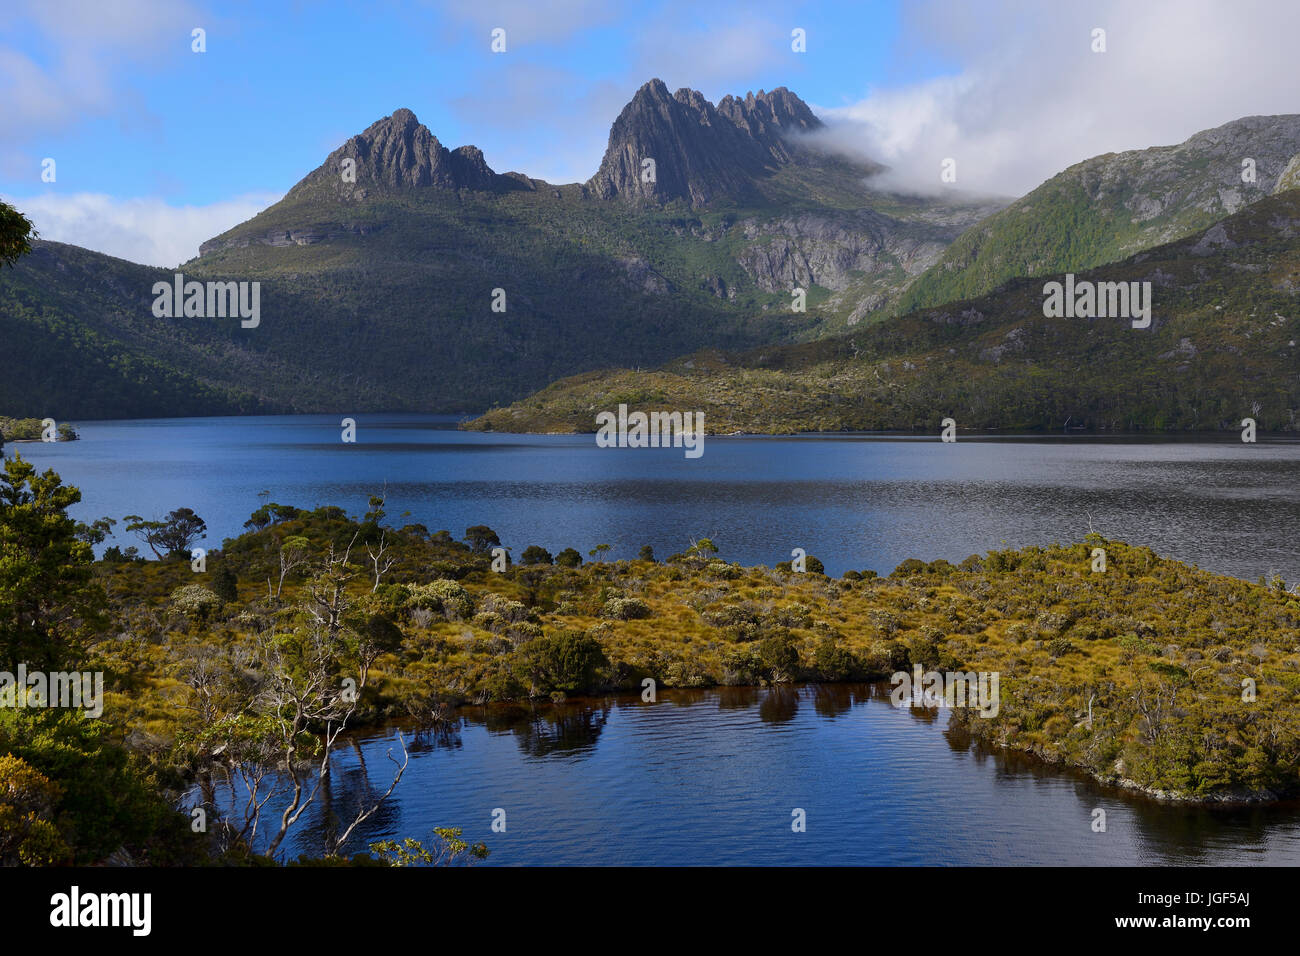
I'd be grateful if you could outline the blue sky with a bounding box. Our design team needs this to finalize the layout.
[3,0,1298,265]
[0,1,934,201]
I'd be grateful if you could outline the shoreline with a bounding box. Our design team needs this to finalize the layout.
[241,679,1300,811]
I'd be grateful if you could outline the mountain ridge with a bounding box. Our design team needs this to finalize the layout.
[895,113,1300,314]
[466,186,1300,435]
[8,85,1300,423]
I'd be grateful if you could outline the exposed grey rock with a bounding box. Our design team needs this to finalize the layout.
[733,210,958,294]
[287,108,527,200]
[618,256,670,294]
[586,79,823,207]
[1275,153,1300,194]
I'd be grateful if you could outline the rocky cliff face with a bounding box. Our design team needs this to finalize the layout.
[585,79,823,206]
[1065,114,1300,229]
[1275,153,1300,194]
[288,108,529,200]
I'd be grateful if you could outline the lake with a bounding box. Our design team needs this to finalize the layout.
[13,413,1300,581]
[16,413,1300,865]
[192,684,1300,865]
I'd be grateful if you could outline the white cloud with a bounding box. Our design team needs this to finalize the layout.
[807,0,1300,197]
[3,191,281,267]
[0,0,202,148]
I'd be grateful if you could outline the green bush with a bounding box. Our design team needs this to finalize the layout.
[759,633,801,682]
[813,638,861,681]
[602,597,651,620]
[408,579,474,620]
[520,630,608,693]
[170,584,221,622]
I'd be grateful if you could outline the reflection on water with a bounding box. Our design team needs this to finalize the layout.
[193,683,1300,866]
[17,413,1300,580]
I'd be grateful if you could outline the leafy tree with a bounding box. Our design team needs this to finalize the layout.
[0,754,69,865]
[521,545,553,565]
[638,545,656,562]
[0,456,104,669]
[759,633,801,682]
[0,200,35,268]
[555,548,582,568]
[124,508,207,559]
[212,564,239,603]
[244,502,301,531]
[464,525,500,554]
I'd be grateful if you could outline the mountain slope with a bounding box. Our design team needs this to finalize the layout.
[0,241,275,419]
[467,187,1300,434]
[3,83,999,418]
[895,115,1300,315]
[56,85,1005,417]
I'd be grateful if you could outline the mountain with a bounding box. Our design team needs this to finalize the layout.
[2,82,1002,420]
[0,241,274,418]
[466,186,1300,434]
[586,80,827,206]
[893,115,1300,315]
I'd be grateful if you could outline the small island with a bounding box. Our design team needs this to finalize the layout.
[0,416,79,447]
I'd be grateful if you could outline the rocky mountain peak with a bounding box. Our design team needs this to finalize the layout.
[288,108,527,199]
[717,87,821,162]
[587,79,824,207]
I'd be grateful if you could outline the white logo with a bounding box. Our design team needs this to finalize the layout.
[152,273,260,328]
[595,404,704,459]
[0,664,103,718]
[50,886,151,936]
[889,665,1000,717]
[1042,273,1151,329]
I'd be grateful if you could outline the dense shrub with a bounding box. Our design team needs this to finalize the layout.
[520,630,608,693]
[170,584,221,622]
[602,597,651,620]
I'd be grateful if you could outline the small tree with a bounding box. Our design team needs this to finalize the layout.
[0,201,36,268]
[555,548,582,568]
[464,525,500,555]
[521,545,553,566]
[199,535,410,860]
[0,755,70,865]
[370,828,489,866]
[124,508,207,559]
[212,565,238,603]
[0,456,105,669]
[520,630,608,694]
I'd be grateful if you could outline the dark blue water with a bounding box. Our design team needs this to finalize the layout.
[191,685,1300,865]
[12,413,1300,581]
[17,413,1300,864]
